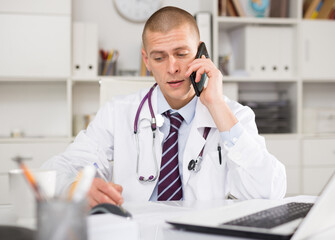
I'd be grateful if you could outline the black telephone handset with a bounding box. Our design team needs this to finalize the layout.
[190,42,210,97]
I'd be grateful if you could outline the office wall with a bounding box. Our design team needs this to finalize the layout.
[72,0,209,74]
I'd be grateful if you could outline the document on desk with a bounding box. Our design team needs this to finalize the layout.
[88,214,139,240]
[87,201,193,240]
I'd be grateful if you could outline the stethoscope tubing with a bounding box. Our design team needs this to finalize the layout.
[134,83,159,182]
[134,83,157,134]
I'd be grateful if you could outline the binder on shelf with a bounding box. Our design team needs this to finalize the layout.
[317,0,335,19]
[218,0,227,16]
[278,27,294,77]
[227,0,238,16]
[72,22,98,78]
[329,7,335,18]
[269,0,289,18]
[311,0,324,18]
[231,0,245,17]
[72,22,85,77]
[194,12,212,58]
[84,23,98,77]
[229,25,294,78]
[304,0,323,18]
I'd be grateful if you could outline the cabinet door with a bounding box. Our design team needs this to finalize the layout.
[303,167,335,195]
[265,138,300,167]
[0,0,70,14]
[0,174,9,204]
[286,167,301,196]
[303,138,335,166]
[0,142,70,173]
[302,21,335,79]
[265,138,301,195]
[0,14,70,77]
[0,142,69,204]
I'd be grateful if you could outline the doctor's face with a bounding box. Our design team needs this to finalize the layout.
[142,24,199,109]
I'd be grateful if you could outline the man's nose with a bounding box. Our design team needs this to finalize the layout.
[167,56,179,74]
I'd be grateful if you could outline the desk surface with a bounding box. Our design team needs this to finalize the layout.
[1,196,335,240]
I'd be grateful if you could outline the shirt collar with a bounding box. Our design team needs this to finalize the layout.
[157,86,197,125]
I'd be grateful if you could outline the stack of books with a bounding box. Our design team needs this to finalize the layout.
[219,0,286,18]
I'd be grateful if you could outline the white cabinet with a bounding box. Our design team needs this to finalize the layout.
[302,138,335,195]
[265,137,301,196]
[0,141,70,174]
[0,81,69,138]
[0,0,72,203]
[301,21,335,80]
[0,14,70,78]
[265,137,300,167]
[286,168,301,196]
[303,138,335,166]
[0,140,70,204]
[0,0,71,14]
[303,168,335,195]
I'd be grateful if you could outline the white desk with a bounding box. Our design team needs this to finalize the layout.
[1,196,335,240]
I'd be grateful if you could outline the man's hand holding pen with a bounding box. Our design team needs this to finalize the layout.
[87,178,123,208]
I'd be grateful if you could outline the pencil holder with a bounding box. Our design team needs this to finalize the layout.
[36,199,88,240]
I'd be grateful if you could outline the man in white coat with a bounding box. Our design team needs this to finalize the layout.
[42,6,286,207]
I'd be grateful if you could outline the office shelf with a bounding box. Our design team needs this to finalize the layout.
[0,0,334,202]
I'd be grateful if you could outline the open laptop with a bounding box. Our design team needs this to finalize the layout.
[167,173,335,240]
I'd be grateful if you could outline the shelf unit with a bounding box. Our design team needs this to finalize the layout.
[211,0,335,196]
[1,0,335,203]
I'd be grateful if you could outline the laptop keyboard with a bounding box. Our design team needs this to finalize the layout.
[222,202,314,229]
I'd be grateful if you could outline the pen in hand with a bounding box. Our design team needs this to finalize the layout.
[92,162,132,218]
[93,162,108,182]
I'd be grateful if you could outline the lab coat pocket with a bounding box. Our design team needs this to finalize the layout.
[186,150,226,200]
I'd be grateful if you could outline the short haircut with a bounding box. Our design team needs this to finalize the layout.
[142,6,200,49]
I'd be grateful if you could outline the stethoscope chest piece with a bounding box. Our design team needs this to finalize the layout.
[188,156,203,172]
[155,114,164,128]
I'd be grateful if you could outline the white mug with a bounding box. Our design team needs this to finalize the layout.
[8,169,56,219]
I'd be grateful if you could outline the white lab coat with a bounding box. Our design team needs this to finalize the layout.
[42,87,286,200]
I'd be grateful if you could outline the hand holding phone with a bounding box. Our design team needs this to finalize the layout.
[190,42,210,97]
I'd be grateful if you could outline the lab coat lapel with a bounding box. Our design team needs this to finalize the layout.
[182,100,216,185]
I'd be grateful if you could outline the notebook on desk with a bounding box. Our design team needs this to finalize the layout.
[167,173,335,240]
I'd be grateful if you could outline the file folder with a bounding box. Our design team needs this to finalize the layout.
[195,12,212,58]
[72,22,98,77]
[230,25,294,78]
[72,22,85,77]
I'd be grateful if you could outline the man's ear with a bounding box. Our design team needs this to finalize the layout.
[141,48,151,72]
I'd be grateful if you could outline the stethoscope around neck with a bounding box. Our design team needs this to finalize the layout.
[133,83,211,183]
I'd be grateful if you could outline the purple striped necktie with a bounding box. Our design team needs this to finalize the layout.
[157,111,184,201]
